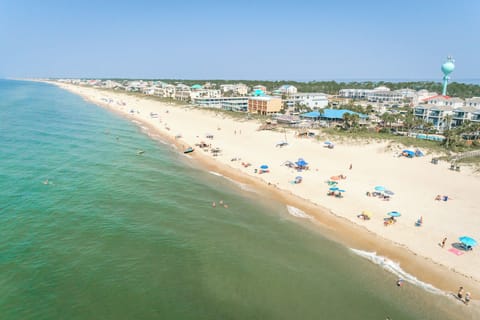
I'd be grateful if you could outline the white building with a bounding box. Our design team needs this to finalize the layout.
[422,95,464,108]
[220,83,249,96]
[414,104,480,131]
[192,97,248,112]
[367,86,403,103]
[338,89,372,99]
[284,93,329,109]
[190,89,221,101]
[174,84,191,101]
[465,97,480,109]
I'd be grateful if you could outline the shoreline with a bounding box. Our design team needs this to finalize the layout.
[46,81,480,308]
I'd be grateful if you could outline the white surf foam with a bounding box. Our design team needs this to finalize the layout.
[286,205,315,221]
[208,171,255,192]
[350,248,445,295]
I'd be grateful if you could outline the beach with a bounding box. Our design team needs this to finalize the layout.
[52,82,480,304]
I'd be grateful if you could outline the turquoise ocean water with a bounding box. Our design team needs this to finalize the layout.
[0,80,474,319]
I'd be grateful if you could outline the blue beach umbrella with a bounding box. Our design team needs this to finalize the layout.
[296,160,308,167]
[260,165,269,170]
[384,190,395,195]
[387,211,401,217]
[324,141,332,145]
[459,236,477,247]
[338,189,346,193]
[374,186,386,191]
[329,187,339,191]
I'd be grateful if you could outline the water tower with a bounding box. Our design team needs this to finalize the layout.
[441,56,455,96]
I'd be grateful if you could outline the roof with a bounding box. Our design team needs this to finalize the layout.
[301,109,368,120]
[455,106,479,113]
[191,84,203,89]
[422,95,450,102]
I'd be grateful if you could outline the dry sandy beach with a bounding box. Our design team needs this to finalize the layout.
[52,82,480,306]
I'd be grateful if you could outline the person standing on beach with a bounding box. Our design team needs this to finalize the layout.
[458,286,464,299]
[465,292,471,305]
[349,163,352,170]
[441,237,447,248]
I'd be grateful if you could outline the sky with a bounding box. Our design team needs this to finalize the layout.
[0,0,478,81]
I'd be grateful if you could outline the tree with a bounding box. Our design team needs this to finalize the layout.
[342,112,360,131]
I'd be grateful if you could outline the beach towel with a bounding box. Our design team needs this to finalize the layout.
[448,248,465,256]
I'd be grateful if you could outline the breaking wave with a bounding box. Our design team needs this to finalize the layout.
[286,205,315,221]
[350,248,445,295]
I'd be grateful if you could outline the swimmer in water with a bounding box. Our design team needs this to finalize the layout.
[43,179,49,185]
[223,204,228,208]
[212,202,216,208]
[219,200,224,205]
[396,279,403,287]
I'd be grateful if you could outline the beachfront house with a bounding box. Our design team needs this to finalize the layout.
[220,83,249,96]
[253,85,268,94]
[248,96,282,115]
[190,88,221,101]
[275,84,298,96]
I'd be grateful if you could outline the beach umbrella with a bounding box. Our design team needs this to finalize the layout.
[459,236,477,247]
[260,164,269,170]
[329,187,339,191]
[338,189,346,193]
[387,211,401,217]
[362,210,373,218]
[296,159,308,167]
[374,186,386,191]
[296,176,302,179]
[324,141,332,145]
[384,190,395,195]
[330,176,341,181]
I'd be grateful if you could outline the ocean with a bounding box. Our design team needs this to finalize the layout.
[0,80,475,319]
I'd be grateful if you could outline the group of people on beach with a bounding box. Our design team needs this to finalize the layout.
[457,286,471,305]
[434,195,450,201]
[212,200,228,209]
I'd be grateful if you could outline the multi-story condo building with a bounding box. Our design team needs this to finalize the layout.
[248,96,282,115]
[421,95,464,108]
[338,88,372,99]
[465,97,480,109]
[413,105,455,131]
[174,84,191,101]
[284,93,329,109]
[366,86,403,103]
[192,97,248,112]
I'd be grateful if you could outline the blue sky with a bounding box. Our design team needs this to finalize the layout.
[0,0,478,80]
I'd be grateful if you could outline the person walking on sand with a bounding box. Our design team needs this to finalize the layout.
[458,286,464,300]
[441,237,447,248]
[349,163,352,170]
